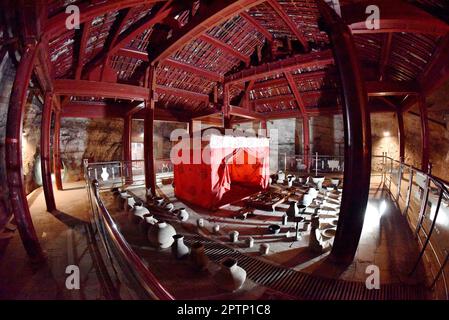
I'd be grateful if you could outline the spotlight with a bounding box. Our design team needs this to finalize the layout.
[383,131,390,137]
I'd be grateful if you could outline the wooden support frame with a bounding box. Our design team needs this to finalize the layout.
[123,114,133,184]
[144,66,156,195]
[53,109,63,190]
[41,92,57,212]
[397,109,405,161]
[266,0,309,51]
[5,43,45,262]
[75,20,92,80]
[199,34,250,65]
[418,95,430,171]
[317,0,372,264]
[240,12,273,42]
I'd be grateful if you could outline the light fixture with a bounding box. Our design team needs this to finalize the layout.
[383,131,390,137]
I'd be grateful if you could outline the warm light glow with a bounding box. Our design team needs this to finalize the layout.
[383,131,390,137]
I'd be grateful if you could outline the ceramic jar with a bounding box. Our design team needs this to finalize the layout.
[154,197,164,207]
[213,258,247,292]
[246,237,254,248]
[147,221,176,249]
[331,178,340,187]
[171,234,190,259]
[129,203,150,224]
[282,214,288,225]
[230,231,239,243]
[312,176,325,190]
[117,191,130,210]
[165,203,175,212]
[139,213,158,235]
[197,218,205,227]
[124,196,136,212]
[177,208,189,222]
[277,171,286,182]
[213,225,220,233]
[260,243,270,255]
[286,201,299,218]
[190,242,208,271]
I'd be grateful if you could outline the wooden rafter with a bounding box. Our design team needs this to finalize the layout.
[148,0,266,64]
[284,72,307,115]
[75,20,92,80]
[266,0,309,51]
[44,0,165,39]
[378,33,392,81]
[240,11,273,42]
[200,34,250,65]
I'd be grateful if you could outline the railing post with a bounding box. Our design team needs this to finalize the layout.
[411,189,444,274]
[396,161,403,201]
[403,164,414,216]
[415,164,432,235]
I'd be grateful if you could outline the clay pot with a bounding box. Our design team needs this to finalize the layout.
[213,258,247,292]
[171,234,190,259]
[246,237,254,248]
[213,225,220,233]
[154,197,164,206]
[197,218,205,227]
[165,203,174,212]
[177,208,189,222]
[277,171,286,182]
[282,214,288,226]
[229,231,239,243]
[302,194,314,207]
[129,202,150,224]
[147,221,176,249]
[297,204,307,214]
[117,191,130,210]
[312,176,325,190]
[139,213,158,235]
[286,201,299,218]
[124,196,136,212]
[268,224,281,234]
[331,178,340,187]
[190,242,209,271]
[260,243,270,255]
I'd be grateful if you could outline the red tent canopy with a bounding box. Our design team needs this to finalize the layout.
[174,134,270,210]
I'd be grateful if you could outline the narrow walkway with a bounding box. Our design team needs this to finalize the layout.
[0,183,111,299]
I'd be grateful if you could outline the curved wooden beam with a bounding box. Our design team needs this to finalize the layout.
[44,0,166,39]
[148,0,266,65]
[41,92,56,212]
[318,0,372,264]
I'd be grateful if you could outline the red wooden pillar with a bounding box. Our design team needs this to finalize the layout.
[41,92,56,212]
[53,109,63,190]
[144,66,156,195]
[418,95,430,171]
[123,114,133,184]
[5,43,45,262]
[223,83,231,129]
[318,0,372,264]
[396,110,405,161]
[303,116,310,172]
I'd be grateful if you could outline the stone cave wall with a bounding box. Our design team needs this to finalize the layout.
[60,118,124,182]
[309,115,344,156]
[0,54,15,228]
[403,112,449,181]
[370,112,400,160]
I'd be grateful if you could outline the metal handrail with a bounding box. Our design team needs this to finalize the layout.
[89,179,174,300]
[373,154,449,299]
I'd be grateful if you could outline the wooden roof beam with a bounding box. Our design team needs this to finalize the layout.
[366,80,419,96]
[44,0,166,39]
[240,11,273,42]
[148,0,266,65]
[378,33,392,81]
[226,50,334,84]
[75,20,92,80]
[266,0,309,51]
[284,72,307,115]
[199,34,250,65]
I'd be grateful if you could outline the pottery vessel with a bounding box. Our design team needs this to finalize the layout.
[139,213,158,235]
[260,243,270,255]
[312,176,325,190]
[213,258,247,292]
[177,208,189,222]
[286,201,299,218]
[129,203,150,224]
[268,224,281,234]
[213,225,220,233]
[331,178,340,187]
[190,242,209,271]
[230,231,239,243]
[154,197,164,206]
[147,221,176,249]
[165,203,174,212]
[100,167,109,181]
[197,218,205,227]
[117,191,130,210]
[282,214,288,226]
[171,234,190,259]
[246,237,254,248]
[124,196,136,212]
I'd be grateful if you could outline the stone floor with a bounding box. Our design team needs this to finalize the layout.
[0,182,111,299]
[0,174,428,299]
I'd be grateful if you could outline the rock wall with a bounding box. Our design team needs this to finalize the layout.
[60,118,124,182]
[0,54,15,228]
[309,115,344,156]
[370,112,400,160]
